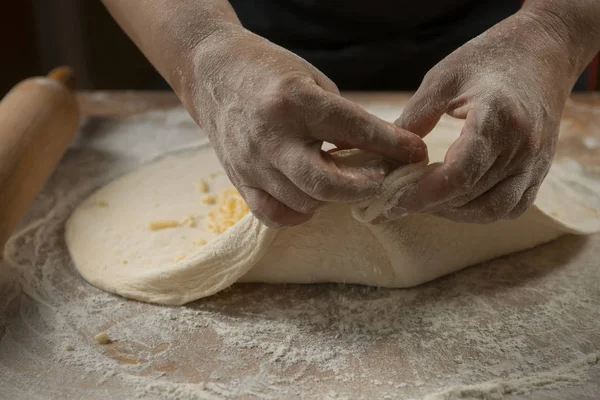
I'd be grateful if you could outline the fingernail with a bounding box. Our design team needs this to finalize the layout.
[409,145,428,163]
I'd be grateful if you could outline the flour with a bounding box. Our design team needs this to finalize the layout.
[424,353,599,400]
[1,106,600,399]
[582,136,600,149]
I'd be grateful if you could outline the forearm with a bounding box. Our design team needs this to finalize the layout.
[522,0,600,80]
[102,0,241,92]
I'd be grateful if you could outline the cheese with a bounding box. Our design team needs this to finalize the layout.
[148,220,180,230]
[94,332,110,344]
[201,194,217,205]
[181,215,197,227]
[205,187,249,234]
[196,179,209,193]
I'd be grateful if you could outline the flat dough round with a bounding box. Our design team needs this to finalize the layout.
[65,116,600,305]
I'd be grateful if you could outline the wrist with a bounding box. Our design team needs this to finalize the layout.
[174,23,250,128]
[520,1,600,82]
[495,10,581,105]
[170,22,243,97]
[103,0,243,97]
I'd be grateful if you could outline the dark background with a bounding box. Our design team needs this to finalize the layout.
[2,2,159,96]
[3,2,599,96]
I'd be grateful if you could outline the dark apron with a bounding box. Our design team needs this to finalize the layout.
[229,0,521,90]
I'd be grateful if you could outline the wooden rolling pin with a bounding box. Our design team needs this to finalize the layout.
[0,67,80,250]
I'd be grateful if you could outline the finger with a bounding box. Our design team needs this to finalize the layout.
[239,186,313,228]
[505,184,540,220]
[394,67,459,136]
[388,109,498,216]
[433,174,530,224]
[312,68,340,95]
[256,169,322,214]
[443,154,513,209]
[277,143,390,202]
[299,87,428,163]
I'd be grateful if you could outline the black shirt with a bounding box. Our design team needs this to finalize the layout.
[229,1,521,89]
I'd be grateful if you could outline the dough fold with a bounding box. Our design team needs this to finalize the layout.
[65,117,600,305]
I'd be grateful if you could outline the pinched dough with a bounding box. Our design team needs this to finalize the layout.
[65,116,600,305]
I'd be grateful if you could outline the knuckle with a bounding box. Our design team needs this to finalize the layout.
[468,193,518,224]
[256,80,301,120]
[481,94,549,159]
[231,155,260,181]
[482,94,527,133]
[255,93,294,120]
[423,63,462,96]
[315,72,340,94]
[254,202,289,228]
[304,170,337,198]
[241,188,285,228]
[492,196,519,219]
[422,64,444,87]
[485,94,513,120]
[486,187,521,220]
[505,185,538,220]
[419,71,438,91]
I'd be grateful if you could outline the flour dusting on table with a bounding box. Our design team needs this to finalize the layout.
[1,106,599,399]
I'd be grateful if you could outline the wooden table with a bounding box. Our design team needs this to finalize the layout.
[78,90,600,166]
[1,91,599,400]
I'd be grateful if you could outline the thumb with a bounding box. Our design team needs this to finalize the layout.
[395,70,456,137]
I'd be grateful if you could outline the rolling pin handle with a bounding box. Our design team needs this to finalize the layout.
[47,66,76,92]
[0,66,80,250]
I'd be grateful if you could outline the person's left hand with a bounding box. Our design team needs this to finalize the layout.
[387,10,579,223]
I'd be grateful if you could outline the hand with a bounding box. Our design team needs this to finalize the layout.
[180,26,427,227]
[390,11,579,224]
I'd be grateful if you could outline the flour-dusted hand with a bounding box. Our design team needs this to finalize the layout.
[103,0,599,226]
[178,27,426,227]
[389,6,598,223]
[103,0,427,228]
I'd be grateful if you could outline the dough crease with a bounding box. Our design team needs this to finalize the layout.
[65,117,600,305]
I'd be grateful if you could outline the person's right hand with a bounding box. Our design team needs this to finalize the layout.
[179,26,427,227]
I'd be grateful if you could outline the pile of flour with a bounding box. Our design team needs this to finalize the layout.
[1,105,599,399]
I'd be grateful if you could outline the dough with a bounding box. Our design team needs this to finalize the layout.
[65,116,600,305]
[94,332,110,344]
